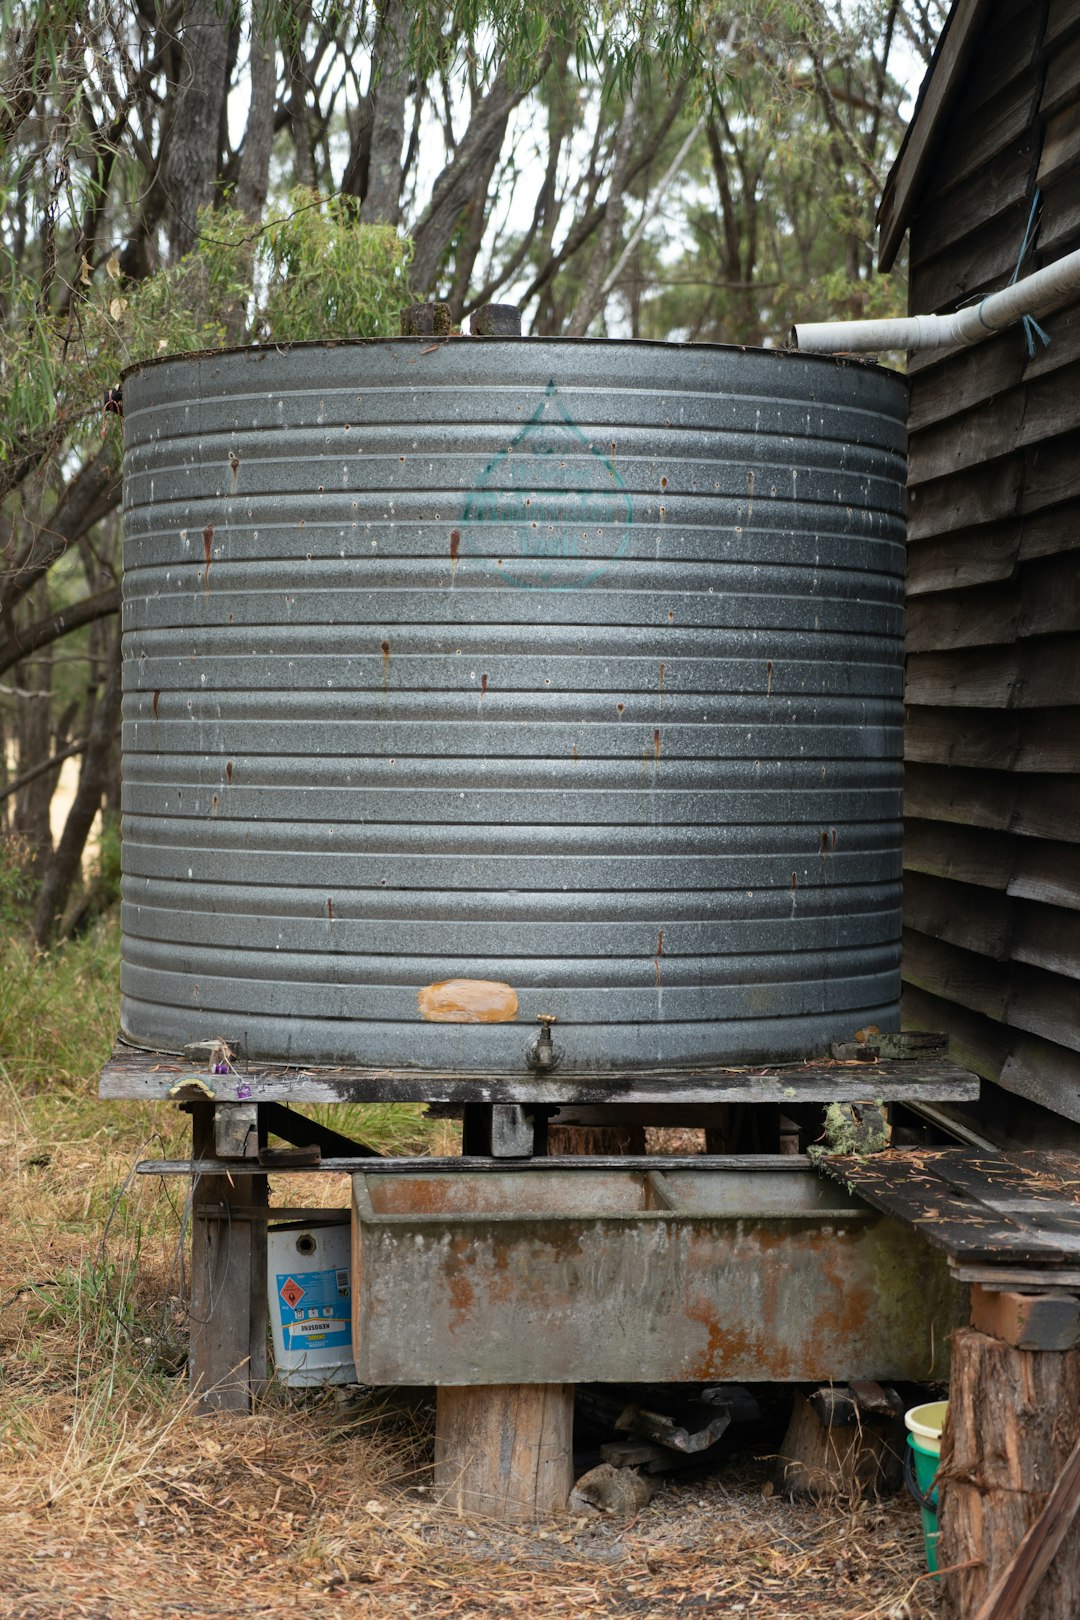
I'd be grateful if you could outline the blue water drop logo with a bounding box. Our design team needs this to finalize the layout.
[459,382,633,589]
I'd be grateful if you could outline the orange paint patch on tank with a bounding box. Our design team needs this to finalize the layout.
[418,978,519,1023]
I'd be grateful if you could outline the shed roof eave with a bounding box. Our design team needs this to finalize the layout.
[876,0,995,272]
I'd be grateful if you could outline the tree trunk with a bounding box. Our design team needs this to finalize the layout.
[409,64,537,294]
[286,10,317,191]
[11,635,54,877]
[224,18,278,343]
[235,21,276,219]
[939,1326,1080,1618]
[161,0,230,259]
[566,76,639,337]
[2,442,120,627]
[359,0,410,225]
[33,636,122,946]
[445,110,508,317]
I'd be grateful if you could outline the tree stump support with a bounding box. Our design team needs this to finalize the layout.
[434,1384,575,1522]
[940,1297,1080,1619]
[774,1383,905,1499]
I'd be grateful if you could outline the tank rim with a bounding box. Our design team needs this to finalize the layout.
[120,333,906,386]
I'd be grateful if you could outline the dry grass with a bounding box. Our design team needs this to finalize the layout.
[0,915,940,1619]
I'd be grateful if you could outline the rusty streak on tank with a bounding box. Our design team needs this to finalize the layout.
[201,522,214,588]
[418,978,519,1023]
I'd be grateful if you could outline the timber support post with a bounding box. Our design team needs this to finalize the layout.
[188,1101,269,1413]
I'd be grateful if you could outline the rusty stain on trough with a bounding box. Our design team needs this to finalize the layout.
[418,979,519,1023]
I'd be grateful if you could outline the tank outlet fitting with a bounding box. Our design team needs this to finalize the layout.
[525,1015,561,1071]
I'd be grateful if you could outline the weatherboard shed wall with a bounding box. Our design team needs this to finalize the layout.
[878,0,1080,1137]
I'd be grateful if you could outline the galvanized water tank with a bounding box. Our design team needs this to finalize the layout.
[120,339,906,1073]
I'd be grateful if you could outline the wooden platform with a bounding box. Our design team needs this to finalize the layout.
[98,1038,981,1107]
[820,1148,1080,1286]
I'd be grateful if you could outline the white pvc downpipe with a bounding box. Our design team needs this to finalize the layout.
[793,243,1080,354]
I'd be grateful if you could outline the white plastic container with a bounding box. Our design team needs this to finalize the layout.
[268,1222,356,1386]
[905,1399,948,1457]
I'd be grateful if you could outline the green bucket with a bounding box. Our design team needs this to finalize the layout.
[905,1400,947,1577]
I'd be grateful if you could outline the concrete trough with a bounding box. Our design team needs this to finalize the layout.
[351,1161,964,1386]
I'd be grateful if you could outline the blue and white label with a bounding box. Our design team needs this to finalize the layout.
[275,1266,351,1352]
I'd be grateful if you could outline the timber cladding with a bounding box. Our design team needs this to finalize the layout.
[891,0,1080,1133]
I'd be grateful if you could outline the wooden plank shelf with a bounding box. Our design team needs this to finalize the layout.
[99,1038,981,1107]
[820,1148,1080,1273]
[139,1152,865,1178]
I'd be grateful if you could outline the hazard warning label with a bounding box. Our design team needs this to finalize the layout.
[279,1277,305,1310]
[274,1263,351,1355]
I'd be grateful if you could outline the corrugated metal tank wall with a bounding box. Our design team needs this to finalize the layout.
[119,339,907,1073]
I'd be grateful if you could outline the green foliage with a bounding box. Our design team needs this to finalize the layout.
[0,912,121,1093]
[0,189,412,470]
[284,0,722,99]
[257,192,413,341]
[0,834,35,934]
[300,1100,455,1156]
